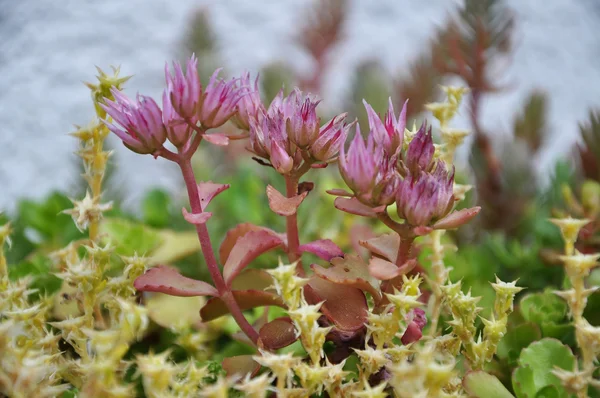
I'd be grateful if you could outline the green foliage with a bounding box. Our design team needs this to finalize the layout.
[519,290,573,342]
[464,371,515,398]
[512,339,576,398]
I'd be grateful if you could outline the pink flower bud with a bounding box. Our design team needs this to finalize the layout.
[396,161,455,226]
[233,72,262,131]
[405,122,434,175]
[363,98,406,156]
[162,90,193,147]
[339,125,398,207]
[199,68,247,129]
[309,113,349,161]
[270,139,294,174]
[164,55,201,120]
[285,89,321,148]
[101,88,166,155]
[401,308,427,345]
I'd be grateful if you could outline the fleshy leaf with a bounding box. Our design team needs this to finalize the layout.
[150,230,201,265]
[134,265,218,297]
[232,309,269,347]
[181,208,212,224]
[326,188,353,197]
[519,290,568,325]
[432,206,481,230]
[145,294,204,329]
[359,233,400,263]
[258,317,298,350]
[298,239,344,261]
[304,276,368,332]
[223,230,283,285]
[513,338,576,397]
[311,254,381,300]
[266,185,309,216]
[200,269,286,321]
[222,355,260,378]
[496,322,541,367]
[334,197,385,217]
[197,181,230,211]
[220,223,287,264]
[203,133,230,146]
[368,257,416,281]
[463,371,515,398]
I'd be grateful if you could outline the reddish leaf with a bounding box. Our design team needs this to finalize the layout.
[203,133,229,146]
[197,181,230,211]
[220,223,287,264]
[368,258,417,281]
[334,197,385,217]
[311,254,381,300]
[200,269,286,321]
[350,224,376,259]
[266,185,308,216]
[223,230,283,285]
[298,239,344,261]
[359,233,400,263]
[413,226,433,236]
[304,276,368,332]
[181,208,212,224]
[326,188,353,197]
[222,355,260,378]
[433,207,481,230]
[258,317,298,350]
[134,265,218,297]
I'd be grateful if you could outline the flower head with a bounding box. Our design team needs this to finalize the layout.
[364,98,406,156]
[404,122,434,175]
[162,91,192,147]
[285,89,321,148]
[249,108,296,174]
[339,126,398,206]
[101,88,167,154]
[233,71,262,130]
[199,68,247,129]
[310,113,350,162]
[164,55,201,120]
[396,161,455,226]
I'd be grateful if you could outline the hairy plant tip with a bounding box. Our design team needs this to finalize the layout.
[490,277,524,315]
[135,350,179,396]
[252,350,301,391]
[267,260,309,310]
[351,379,388,398]
[86,65,131,116]
[63,191,113,233]
[294,362,332,395]
[234,372,275,398]
[289,300,332,364]
[550,217,591,253]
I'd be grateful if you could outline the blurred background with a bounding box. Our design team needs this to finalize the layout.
[2,0,600,213]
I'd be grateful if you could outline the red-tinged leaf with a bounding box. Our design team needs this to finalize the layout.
[201,269,286,321]
[298,239,344,261]
[220,223,287,264]
[304,276,368,332]
[368,258,417,281]
[197,181,230,211]
[359,233,400,263]
[222,355,260,378]
[433,207,481,230]
[414,226,433,236]
[200,290,286,321]
[311,254,381,300]
[203,133,229,146]
[181,208,212,225]
[334,197,385,217]
[134,265,218,297]
[266,185,308,216]
[326,188,353,197]
[258,317,298,350]
[223,230,283,285]
[350,224,376,259]
[311,163,328,169]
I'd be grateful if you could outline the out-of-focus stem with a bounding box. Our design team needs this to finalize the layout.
[428,229,447,337]
[285,175,303,276]
[178,158,259,345]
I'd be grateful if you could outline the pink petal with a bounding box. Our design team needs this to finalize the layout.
[197,181,230,211]
[220,223,287,264]
[203,133,230,146]
[266,185,308,216]
[334,197,385,217]
[134,265,218,297]
[432,207,481,230]
[298,239,344,261]
[326,188,353,197]
[311,254,381,300]
[181,208,212,224]
[223,230,284,285]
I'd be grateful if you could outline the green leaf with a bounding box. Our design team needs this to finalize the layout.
[520,290,567,325]
[141,189,171,228]
[99,218,163,257]
[496,322,541,367]
[463,371,515,398]
[535,385,561,398]
[513,338,575,397]
[9,254,62,296]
